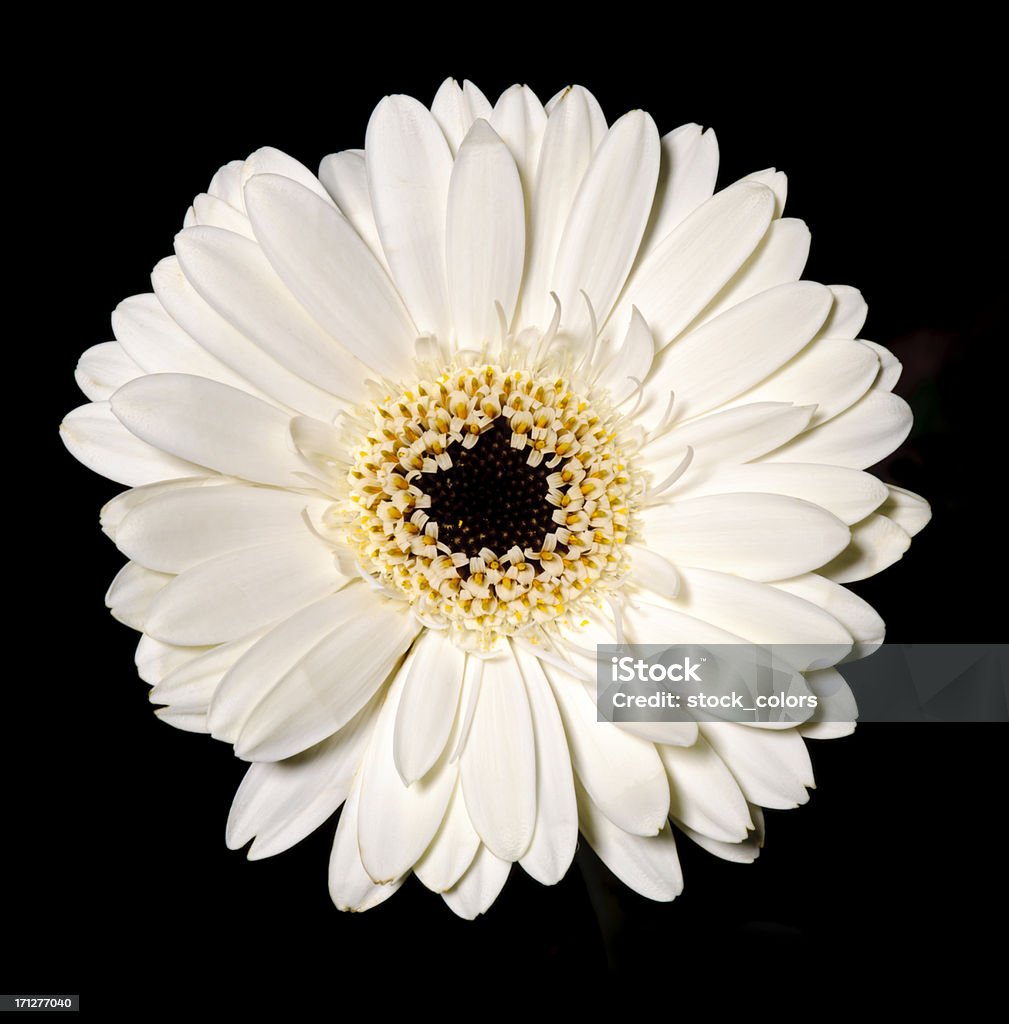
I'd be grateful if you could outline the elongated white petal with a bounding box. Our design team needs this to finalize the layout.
[101,477,227,541]
[513,645,577,886]
[150,634,259,709]
[544,664,669,836]
[490,84,547,191]
[722,337,880,427]
[663,567,852,656]
[576,779,682,902]
[601,306,654,405]
[393,630,466,785]
[110,374,312,488]
[135,634,209,686]
[207,160,244,209]
[146,536,346,647]
[696,218,811,326]
[234,596,419,762]
[628,546,680,598]
[442,845,511,919]
[317,150,389,270]
[228,694,381,859]
[245,174,417,379]
[644,403,814,481]
[880,484,932,537]
[861,340,902,391]
[763,389,912,469]
[106,562,172,630]
[521,86,603,327]
[357,643,460,883]
[702,723,814,808]
[461,647,537,861]
[366,95,452,338]
[677,821,762,863]
[239,147,336,208]
[675,463,888,525]
[745,168,787,215]
[822,285,868,339]
[191,192,254,238]
[819,513,911,583]
[329,777,404,912]
[75,342,142,401]
[553,110,660,330]
[641,281,832,422]
[431,77,492,154]
[414,780,481,893]
[447,120,526,344]
[660,735,752,843]
[116,483,328,573]
[61,402,204,487]
[642,494,850,582]
[154,708,208,733]
[639,124,719,259]
[610,181,775,348]
[798,667,858,740]
[175,225,369,398]
[771,573,885,659]
[151,256,341,420]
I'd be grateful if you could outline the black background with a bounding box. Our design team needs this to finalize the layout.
[12,27,1005,999]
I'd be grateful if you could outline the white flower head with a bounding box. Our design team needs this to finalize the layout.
[62,78,930,919]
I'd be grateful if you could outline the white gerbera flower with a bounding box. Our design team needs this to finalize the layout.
[61,78,930,919]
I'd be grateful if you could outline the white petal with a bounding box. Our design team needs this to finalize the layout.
[694,218,811,327]
[544,664,669,836]
[239,147,336,208]
[861,340,902,391]
[553,110,660,330]
[110,374,311,488]
[135,634,209,685]
[799,667,858,740]
[628,545,681,598]
[520,85,604,328]
[191,193,254,238]
[431,77,492,154]
[675,463,888,525]
[441,844,511,920]
[446,120,526,344]
[642,494,850,582]
[317,150,389,270]
[207,160,244,210]
[61,402,204,487]
[393,630,466,785]
[822,285,868,339]
[659,734,752,843]
[460,647,537,861]
[771,573,885,659]
[575,779,682,902]
[880,484,932,537]
[677,821,762,863]
[764,389,913,469]
[490,83,547,191]
[819,513,911,584]
[227,694,381,859]
[154,708,208,733]
[513,645,578,886]
[600,306,655,406]
[745,168,787,215]
[610,181,775,348]
[100,476,226,541]
[106,562,172,630]
[658,567,852,657]
[357,642,460,883]
[639,124,719,259]
[75,342,142,401]
[115,482,328,573]
[721,337,880,427]
[150,634,259,709]
[328,777,404,913]
[244,174,417,379]
[644,403,814,481]
[151,256,341,421]
[366,95,452,338]
[702,723,813,808]
[174,225,369,398]
[641,281,832,422]
[234,594,419,762]
[414,779,481,893]
[145,536,346,646]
